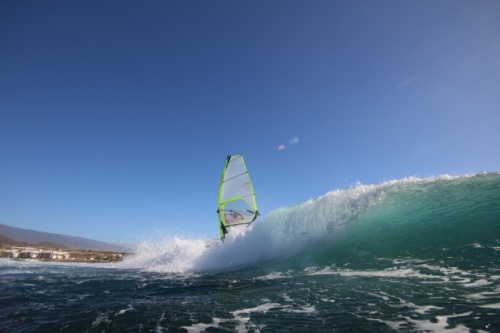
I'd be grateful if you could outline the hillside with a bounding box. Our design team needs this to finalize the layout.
[0,224,132,252]
[0,234,27,247]
[0,234,71,249]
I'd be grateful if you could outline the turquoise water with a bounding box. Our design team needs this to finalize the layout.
[2,173,499,332]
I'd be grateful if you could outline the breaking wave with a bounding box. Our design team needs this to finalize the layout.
[120,172,500,273]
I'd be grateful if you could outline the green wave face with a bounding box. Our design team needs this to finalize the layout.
[286,173,500,269]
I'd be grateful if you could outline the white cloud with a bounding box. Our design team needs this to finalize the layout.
[397,77,415,88]
[277,137,299,151]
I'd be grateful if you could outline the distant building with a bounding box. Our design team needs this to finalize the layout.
[2,249,19,258]
[1,248,69,260]
[19,248,40,259]
[39,250,70,260]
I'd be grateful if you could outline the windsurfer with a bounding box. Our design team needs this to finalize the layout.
[227,210,244,224]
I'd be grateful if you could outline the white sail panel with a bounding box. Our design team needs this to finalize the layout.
[217,154,259,238]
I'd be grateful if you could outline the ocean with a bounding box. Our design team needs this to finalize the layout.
[2,173,499,332]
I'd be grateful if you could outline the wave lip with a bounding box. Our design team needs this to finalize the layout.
[121,172,500,273]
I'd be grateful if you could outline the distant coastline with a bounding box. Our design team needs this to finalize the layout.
[1,245,132,263]
[1,224,134,263]
[0,223,133,253]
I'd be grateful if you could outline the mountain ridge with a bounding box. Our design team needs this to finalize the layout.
[0,223,132,252]
[0,234,71,249]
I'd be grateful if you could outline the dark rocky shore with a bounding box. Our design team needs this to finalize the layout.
[62,248,132,262]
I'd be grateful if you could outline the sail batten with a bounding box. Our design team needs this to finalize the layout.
[217,154,259,239]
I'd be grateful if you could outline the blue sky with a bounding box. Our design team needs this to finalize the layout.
[1,1,499,243]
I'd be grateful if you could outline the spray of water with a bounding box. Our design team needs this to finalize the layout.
[119,175,466,274]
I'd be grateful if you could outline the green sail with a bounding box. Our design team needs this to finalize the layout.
[217,154,259,239]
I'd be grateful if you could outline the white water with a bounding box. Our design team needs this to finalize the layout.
[119,175,462,273]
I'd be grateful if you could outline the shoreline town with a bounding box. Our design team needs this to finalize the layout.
[1,246,131,263]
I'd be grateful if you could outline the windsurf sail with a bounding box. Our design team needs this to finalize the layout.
[217,154,259,239]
